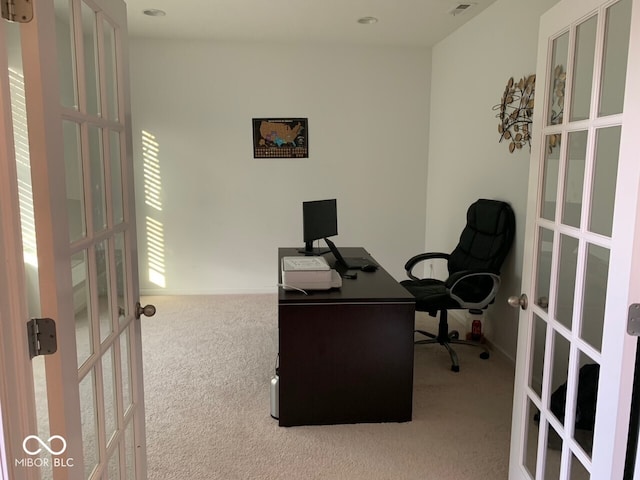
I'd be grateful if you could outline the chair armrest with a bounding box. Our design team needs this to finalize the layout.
[445,270,501,309]
[404,252,450,281]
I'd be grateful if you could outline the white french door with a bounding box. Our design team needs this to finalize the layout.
[0,0,148,479]
[509,0,640,478]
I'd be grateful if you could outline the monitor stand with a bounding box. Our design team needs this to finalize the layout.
[297,241,330,256]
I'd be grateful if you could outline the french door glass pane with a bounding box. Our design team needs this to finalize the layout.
[545,424,563,478]
[115,232,128,321]
[96,240,112,342]
[82,1,100,116]
[103,20,119,122]
[589,126,621,237]
[541,135,561,221]
[125,420,135,477]
[121,328,132,412]
[571,453,590,479]
[72,250,93,367]
[599,0,632,117]
[6,23,39,299]
[535,228,553,311]
[110,130,124,225]
[530,314,547,399]
[55,0,78,110]
[580,244,609,352]
[80,370,99,478]
[103,347,117,445]
[547,32,569,126]
[575,351,599,457]
[10,72,38,268]
[108,449,121,480]
[562,131,588,228]
[89,125,107,232]
[555,235,579,330]
[549,332,571,427]
[64,121,85,242]
[523,398,539,478]
[569,15,598,122]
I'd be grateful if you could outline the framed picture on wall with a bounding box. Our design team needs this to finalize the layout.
[252,118,308,158]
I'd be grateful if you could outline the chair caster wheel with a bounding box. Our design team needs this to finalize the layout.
[449,330,459,340]
[451,365,460,372]
[480,352,490,360]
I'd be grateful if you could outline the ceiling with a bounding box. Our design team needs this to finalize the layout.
[123,0,498,48]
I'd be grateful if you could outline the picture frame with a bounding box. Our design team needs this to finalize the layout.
[252,118,308,159]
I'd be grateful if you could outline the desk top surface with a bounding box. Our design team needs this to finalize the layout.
[278,247,415,304]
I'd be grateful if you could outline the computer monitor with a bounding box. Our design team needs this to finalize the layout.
[300,199,338,255]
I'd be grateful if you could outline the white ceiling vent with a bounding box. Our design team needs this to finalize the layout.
[448,3,477,16]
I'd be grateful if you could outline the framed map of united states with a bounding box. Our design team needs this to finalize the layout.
[252,118,308,158]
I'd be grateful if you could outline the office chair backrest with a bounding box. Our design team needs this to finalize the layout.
[448,199,516,275]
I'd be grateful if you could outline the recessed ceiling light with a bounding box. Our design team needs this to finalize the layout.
[143,9,166,17]
[357,16,378,25]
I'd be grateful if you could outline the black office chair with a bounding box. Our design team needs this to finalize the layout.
[401,199,515,372]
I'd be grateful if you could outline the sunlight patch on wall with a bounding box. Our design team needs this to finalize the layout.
[142,130,162,212]
[145,216,166,288]
[9,68,37,267]
[142,130,166,287]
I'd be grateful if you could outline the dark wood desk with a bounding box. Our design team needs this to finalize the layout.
[277,247,415,427]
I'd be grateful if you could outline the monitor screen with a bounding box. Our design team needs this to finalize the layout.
[302,199,337,254]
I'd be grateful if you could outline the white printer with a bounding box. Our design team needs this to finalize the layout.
[281,256,342,291]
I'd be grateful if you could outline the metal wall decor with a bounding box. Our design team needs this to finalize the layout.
[493,74,536,153]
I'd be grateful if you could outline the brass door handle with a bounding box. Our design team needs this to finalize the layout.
[508,294,528,310]
[135,302,156,319]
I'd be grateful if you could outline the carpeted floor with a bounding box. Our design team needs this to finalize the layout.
[141,294,515,480]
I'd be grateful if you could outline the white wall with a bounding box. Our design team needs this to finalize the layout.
[129,40,432,294]
[426,0,560,360]
[128,1,564,358]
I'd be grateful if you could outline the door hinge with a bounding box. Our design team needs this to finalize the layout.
[27,318,57,359]
[1,0,33,23]
[628,304,640,336]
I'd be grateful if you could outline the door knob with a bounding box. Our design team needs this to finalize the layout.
[508,294,528,310]
[135,302,156,319]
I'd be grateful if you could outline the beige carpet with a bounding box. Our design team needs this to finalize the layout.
[141,294,515,480]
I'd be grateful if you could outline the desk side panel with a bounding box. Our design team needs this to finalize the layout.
[278,302,414,427]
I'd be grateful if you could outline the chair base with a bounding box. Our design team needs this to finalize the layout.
[415,328,490,372]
